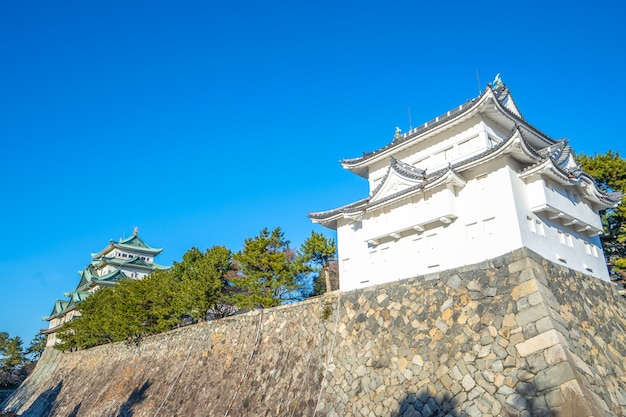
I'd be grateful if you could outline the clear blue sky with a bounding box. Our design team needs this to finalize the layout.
[1,1,624,346]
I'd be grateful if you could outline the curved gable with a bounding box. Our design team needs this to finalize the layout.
[370,158,426,203]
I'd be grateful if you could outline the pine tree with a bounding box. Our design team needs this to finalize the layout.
[0,333,24,374]
[173,246,236,321]
[231,227,301,309]
[25,333,47,361]
[297,231,337,294]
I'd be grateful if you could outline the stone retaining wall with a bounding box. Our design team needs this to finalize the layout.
[4,248,626,416]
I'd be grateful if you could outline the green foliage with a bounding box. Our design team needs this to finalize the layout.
[53,230,336,350]
[173,246,237,321]
[137,270,186,334]
[0,333,24,374]
[322,305,332,320]
[57,277,176,350]
[613,257,626,275]
[56,246,238,350]
[577,150,626,282]
[0,332,33,389]
[577,150,626,238]
[231,227,303,309]
[25,333,47,361]
[297,231,337,294]
[57,287,120,350]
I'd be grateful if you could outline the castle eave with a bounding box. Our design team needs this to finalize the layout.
[531,204,603,236]
[341,87,556,177]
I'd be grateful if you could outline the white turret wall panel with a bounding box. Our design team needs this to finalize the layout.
[337,166,527,290]
[509,168,610,281]
[525,178,603,231]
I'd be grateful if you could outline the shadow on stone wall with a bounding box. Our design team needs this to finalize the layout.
[116,380,151,417]
[20,381,63,417]
[390,382,558,416]
[514,381,558,417]
[0,390,15,407]
[67,402,81,417]
[393,391,458,417]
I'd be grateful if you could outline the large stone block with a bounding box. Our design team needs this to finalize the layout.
[515,329,563,357]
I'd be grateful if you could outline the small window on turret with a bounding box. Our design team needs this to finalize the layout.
[536,220,545,236]
[483,217,496,236]
[466,222,479,240]
[341,258,350,273]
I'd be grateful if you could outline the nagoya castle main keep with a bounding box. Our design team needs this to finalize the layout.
[42,228,169,346]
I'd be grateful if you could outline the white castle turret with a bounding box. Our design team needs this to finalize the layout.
[309,79,621,291]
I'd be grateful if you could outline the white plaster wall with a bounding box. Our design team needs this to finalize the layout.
[337,159,611,290]
[510,171,610,281]
[336,218,366,290]
[338,163,527,290]
[525,178,603,230]
[119,267,148,279]
[449,163,524,265]
[367,118,490,192]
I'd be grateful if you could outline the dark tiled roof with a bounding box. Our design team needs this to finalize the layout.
[308,166,450,221]
[391,157,426,179]
[310,83,622,223]
[342,84,556,167]
[341,94,484,166]
[309,127,550,222]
